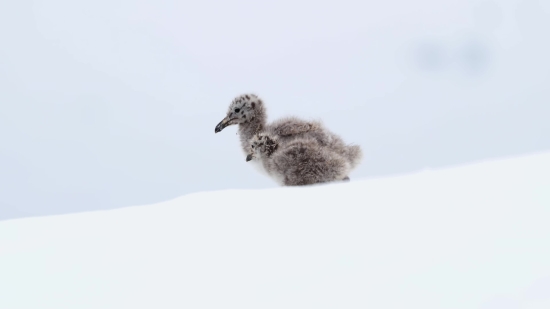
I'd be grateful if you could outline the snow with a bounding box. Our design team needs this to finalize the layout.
[1,151,549,309]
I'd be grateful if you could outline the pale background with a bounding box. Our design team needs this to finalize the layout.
[1,0,549,220]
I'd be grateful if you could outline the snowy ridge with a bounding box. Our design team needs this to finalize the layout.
[1,152,549,309]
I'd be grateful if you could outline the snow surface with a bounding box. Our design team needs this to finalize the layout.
[1,151,549,309]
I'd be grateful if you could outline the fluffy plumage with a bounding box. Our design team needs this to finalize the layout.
[214,94,363,169]
[246,132,352,186]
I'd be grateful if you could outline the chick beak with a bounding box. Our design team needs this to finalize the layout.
[215,117,231,133]
[246,154,253,162]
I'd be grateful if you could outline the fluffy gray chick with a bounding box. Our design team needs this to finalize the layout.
[245,132,352,186]
[214,93,363,169]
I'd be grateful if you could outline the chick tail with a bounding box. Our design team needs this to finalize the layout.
[345,145,363,169]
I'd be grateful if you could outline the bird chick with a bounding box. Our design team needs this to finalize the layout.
[246,132,352,186]
[214,94,363,169]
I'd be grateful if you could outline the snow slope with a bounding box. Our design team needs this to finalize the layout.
[1,152,549,309]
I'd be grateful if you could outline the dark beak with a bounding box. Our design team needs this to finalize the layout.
[215,117,231,133]
[246,154,253,162]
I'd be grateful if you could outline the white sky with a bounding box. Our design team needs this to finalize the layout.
[1,0,549,220]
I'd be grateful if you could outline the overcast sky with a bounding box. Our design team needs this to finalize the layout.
[1,0,549,220]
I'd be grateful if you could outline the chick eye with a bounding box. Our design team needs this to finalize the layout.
[252,145,255,148]
[234,108,240,113]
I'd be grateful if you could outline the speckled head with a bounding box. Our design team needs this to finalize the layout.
[215,94,263,133]
[246,132,279,162]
